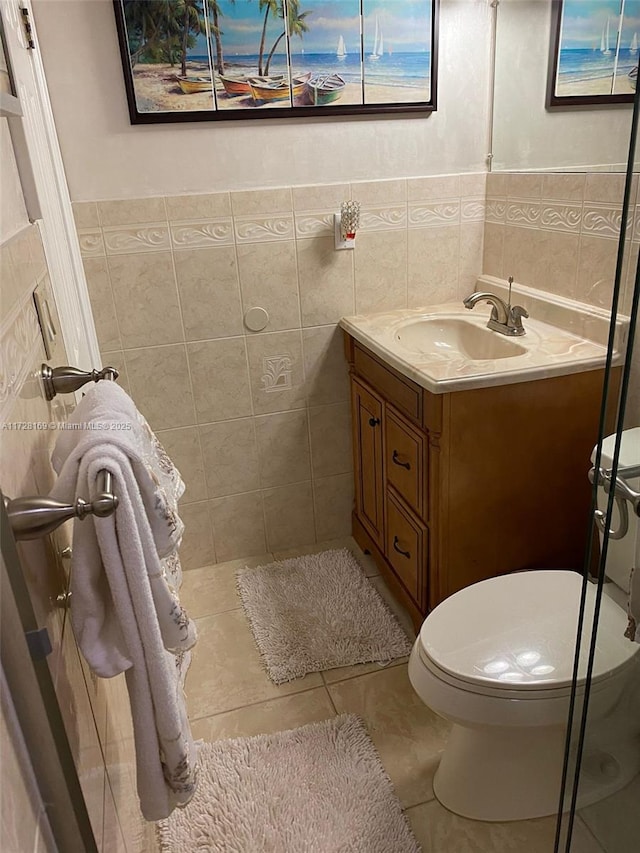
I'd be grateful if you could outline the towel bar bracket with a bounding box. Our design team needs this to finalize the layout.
[4,471,118,541]
[40,363,118,401]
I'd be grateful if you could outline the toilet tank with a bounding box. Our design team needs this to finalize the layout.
[592,427,640,597]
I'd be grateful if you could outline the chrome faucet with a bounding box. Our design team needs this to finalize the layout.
[463,277,528,336]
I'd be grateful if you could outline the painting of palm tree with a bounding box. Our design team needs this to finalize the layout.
[114,0,438,120]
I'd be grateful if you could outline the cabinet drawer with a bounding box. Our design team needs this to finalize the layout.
[353,344,422,424]
[386,492,427,605]
[385,408,426,517]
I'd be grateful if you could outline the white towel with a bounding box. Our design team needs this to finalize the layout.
[625,521,640,643]
[50,383,198,820]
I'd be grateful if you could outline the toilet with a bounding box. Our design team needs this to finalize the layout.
[408,428,640,822]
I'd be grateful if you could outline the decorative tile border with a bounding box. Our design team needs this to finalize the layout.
[77,229,105,257]
[170,219,234,249]
[234,215,295,243]
[581,205,624,240]
[539,203,582,233]
[505,201,541,228]
[102,224,170,254]
[408,200,460,228]
[485,198,506,224]
[360,205,407,232]
[461,199,486,222]
[294,212,334,238]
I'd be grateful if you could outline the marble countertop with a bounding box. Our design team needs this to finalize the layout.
[340,281,627,395]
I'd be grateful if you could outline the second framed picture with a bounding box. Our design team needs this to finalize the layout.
[113,0,439,123]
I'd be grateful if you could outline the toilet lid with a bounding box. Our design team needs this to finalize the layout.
[419,570,639,692]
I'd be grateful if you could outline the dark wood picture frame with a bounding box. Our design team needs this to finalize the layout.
[113,0,440,124]
[546,0,638,109]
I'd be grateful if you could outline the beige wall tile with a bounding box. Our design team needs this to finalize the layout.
[536,230,580,300]
[298,236,355,326]
[505,173,543,199]
[165,192,231,220]
[313,473,354,541]
[459,173,487,197]
[292,183,350,211]
[577,234,619,309]
[83,256,121,352]
[408,175,461,202]
[541,173,586,201]
[185,610,322,719]
[327,665,450,809]
[262,481,316,551]
[302,325,350,407]
[72,201,99,229]
[457,221,484,299]
[482,222,504,279]
[124,344,196,430]
[200,418,260,498]
[486,173,507,198]
[108,252,183,348]
[230,188,292,216]
[179,500,215,569]
[308,403,353,478]
[502,225,543,290]
[174,246,243,341]
[255,410,311,488]
[584,173,626,204]
[188,338,253,423]
[237,241,301,332]
[408,226,460,306]
[351,179,407,205]
[355,230,408,313]
[155,426,207,503]
[190,688,336,742]
[98,197,167,227]
[209,491,267,561]
[246,330,305,415]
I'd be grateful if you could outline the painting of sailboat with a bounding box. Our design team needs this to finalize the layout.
[548,0,637,105]
[114,0,437,122]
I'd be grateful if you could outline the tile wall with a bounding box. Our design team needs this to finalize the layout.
[0,224,155,852]
[74,174,486,567]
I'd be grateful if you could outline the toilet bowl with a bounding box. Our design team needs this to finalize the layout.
[408,425,640,822]
[409,570,640,821]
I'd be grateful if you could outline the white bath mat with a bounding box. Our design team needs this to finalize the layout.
[158,715,420,853]
[236,548,412,684]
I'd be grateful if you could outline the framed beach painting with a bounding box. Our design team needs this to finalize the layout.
[547,0,639,107]
[112,0,439,123]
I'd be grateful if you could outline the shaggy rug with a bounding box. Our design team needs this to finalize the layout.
[157,715,420,853]
[236,548,413,684]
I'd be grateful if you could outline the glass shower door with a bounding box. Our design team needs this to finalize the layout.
[556,82,640,853]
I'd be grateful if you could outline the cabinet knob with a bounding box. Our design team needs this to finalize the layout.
[368,417,380,427]
[392,450,411,470]
[393,536,411,559]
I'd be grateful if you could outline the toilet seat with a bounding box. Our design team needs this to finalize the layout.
[418,570,639,697]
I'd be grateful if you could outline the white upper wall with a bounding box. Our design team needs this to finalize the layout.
[491,0,632,172]
[32,0,493,200]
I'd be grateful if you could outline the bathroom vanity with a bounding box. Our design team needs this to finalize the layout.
[342,279,624,629]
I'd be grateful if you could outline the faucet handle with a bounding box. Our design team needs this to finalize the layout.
[509,304,529,333]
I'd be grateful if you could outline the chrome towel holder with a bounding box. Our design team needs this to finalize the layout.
[5,363,120,540]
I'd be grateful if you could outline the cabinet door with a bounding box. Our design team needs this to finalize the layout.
[351,378,384,547]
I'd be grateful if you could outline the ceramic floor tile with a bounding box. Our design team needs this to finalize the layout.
[185,609,323,720]
[274,535,381,577]
[327,665,450,808]
[370,574,417,640]
[179,554,273,619]
[406,801,604,853]
[321,656,408,685]
[190,687,336,742]
[579,773,640,852]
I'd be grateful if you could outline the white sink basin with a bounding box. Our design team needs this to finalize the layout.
[394,317,528,361]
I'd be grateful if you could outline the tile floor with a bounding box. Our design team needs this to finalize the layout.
[180,537,606,852]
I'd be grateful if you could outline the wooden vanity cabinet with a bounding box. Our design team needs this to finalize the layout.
[345,332,616,631]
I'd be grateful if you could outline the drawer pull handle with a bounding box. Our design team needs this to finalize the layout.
[368,417,380,427]
[392,450,411,470]
[393,536,411,559]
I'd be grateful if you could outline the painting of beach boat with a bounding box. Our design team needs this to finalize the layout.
[113,0,438,122]
[548,0,639,106]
